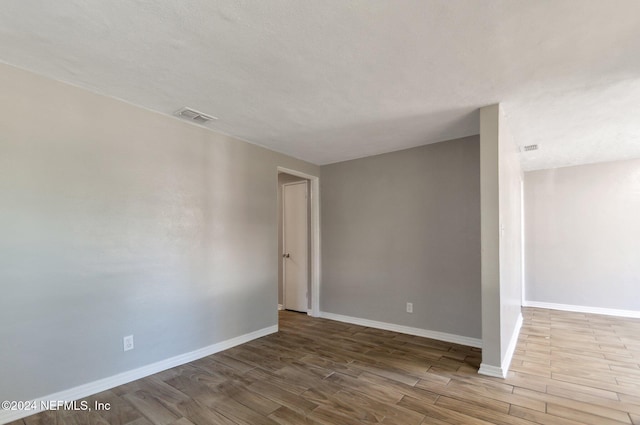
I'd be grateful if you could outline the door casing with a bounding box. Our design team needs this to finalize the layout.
[277,166,320,317]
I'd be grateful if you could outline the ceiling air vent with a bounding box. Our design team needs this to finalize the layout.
[522,144,538,152]
[175,107,218,124]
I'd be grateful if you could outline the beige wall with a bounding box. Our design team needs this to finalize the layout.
[479,104,523,377]
[525,158,640,311]
[320,136,482,339]
[0,63,319,402]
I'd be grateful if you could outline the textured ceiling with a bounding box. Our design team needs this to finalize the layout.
[1,1,639,169]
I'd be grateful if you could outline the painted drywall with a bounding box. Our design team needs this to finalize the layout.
[277,173,310,307]
[498,106,524,365]
[320,136,481,339]
[525,158,640,311]
[479,104,523,377]
[479,105,502,372]
[0,63,319,402]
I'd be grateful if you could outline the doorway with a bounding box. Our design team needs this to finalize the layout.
[282,181,309,312]
[277,167,320,316]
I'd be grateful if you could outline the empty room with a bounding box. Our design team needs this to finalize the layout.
[1,1,640,425]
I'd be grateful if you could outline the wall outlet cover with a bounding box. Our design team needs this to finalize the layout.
[123,335,134,352]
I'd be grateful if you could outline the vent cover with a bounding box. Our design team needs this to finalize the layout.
[522,144,538,152]
[175,107,218,124]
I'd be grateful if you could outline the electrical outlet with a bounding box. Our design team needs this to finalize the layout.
[406,302,413,313]
[123,335,134,352]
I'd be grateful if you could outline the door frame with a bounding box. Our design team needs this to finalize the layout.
[277,166,320,317]
[282,181,309,313]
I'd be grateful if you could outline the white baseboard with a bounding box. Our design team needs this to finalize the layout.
[523,300,640,319]
[319,311,482,348]
[0,325,277,425]
[478,363,504,378]
[277,304,284,311]
[478,312,523,379]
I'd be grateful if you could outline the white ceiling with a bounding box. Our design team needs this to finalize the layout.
[1,1,639,170]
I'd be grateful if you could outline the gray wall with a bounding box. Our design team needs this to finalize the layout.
[277,173,309,306]
[525,158,640,311]
[479,104,522,375]
[0,63,319,401]
[320,136,482,339]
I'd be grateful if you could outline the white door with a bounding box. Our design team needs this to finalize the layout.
[283,181,308,312]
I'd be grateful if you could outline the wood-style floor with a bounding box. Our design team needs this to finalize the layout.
[9,307,640,425]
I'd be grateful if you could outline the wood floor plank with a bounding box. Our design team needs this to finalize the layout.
[213,380,281,416]
[323,371,405,404]
[434,395,535,425]
[333,389,425,425]
[124,417,155,425]
[348,359,420,386]
[267,406,323,425]
[514,387,632,423]
[509,405,586,425]
[307,405,371,425]
[354,370,441,404]
[446,379,546,412]
[246,380,318,417]
[122,390,180,425]
[546,385,640,415]
[546,403,631,425]
[89,389,143,425]
[172,400,237,425]
[168,418,196,425]
[397,395,495,425]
